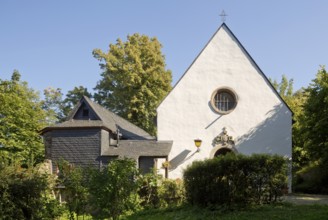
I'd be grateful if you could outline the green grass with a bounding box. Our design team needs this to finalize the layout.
[123,203,328,220]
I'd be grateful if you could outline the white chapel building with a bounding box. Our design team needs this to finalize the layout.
[156,23,292,189]
[41,22,292,193]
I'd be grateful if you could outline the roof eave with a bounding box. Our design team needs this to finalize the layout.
[39,125,112,135]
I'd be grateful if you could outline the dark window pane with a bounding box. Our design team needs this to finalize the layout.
[214,91,236,111]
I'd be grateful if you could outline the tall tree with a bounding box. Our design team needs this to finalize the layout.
[42,87,64,124]
[270,75,308,169]
[0,71,47,166]
[42,86,93,123]
[270,74,294,105]
[93,33,172,135]
[302,66,328,164]
[289,88,309,169]
[292,66,328,192]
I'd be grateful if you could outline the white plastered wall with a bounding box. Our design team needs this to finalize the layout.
[157,25,292,191]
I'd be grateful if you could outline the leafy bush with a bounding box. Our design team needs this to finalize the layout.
[158,178,185,207]
[183,154,287,207]
[56,159,89,220]
[87,158,140,220]
[294,160,328,194]
[0,163,63,219]
[138,172,185,209]
[138,172,161,208]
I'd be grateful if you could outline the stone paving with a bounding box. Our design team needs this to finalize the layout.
[283,194,328,205]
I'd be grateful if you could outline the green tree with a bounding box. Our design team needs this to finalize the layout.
[62,86,92,118]
[270,74,294,105]
[0,71,47,166]
[270,75,309,169]
[289,89,309,169]
[57,160,88,220]
[42,86,93,123]
[88,158,140,220]
[93,33,172,135]
[302,66,328,165]
[293,66,328,193]
[42,87,64,124]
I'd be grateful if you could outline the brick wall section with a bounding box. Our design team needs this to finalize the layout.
[50,128,101,171]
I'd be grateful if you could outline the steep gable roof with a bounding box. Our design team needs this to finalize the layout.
[157,23,292,114]
[41,96,154,140]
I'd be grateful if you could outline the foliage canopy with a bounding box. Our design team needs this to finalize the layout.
[88,158,140,220]
[302,66,328,162]
[0,71,47,166]
[42,86,92,123]
[295,66,328,193]
[93,33,172,135]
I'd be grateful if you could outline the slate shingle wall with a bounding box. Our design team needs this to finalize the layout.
[44,132,52,159]
[50,129,101,171]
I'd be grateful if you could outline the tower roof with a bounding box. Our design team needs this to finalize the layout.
[41,96,154,140]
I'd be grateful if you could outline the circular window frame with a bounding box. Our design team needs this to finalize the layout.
[210,87,238,115]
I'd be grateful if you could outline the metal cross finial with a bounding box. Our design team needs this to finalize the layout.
[220,10,227,22]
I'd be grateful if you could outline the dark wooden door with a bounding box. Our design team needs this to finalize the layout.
[139,157,156,174]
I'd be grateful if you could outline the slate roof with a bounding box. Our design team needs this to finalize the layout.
[102,140,173,157]
[41,96,155,140]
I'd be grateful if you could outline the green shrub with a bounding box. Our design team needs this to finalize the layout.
[56,159,89,220]
[294,160,328,194]
[138,172,185,209]
[183,153,287,207]
[158,178,185,207]
[0,163,63,219]
[138,172,161,208]
[87,158,140,220]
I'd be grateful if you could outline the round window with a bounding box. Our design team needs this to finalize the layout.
[211,88,237,114]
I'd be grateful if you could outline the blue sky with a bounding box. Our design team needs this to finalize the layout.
[1,1,327,96]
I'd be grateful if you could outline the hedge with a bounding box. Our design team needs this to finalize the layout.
[183,153,287,207]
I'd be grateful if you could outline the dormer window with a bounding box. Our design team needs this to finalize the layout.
[82,109,89,117]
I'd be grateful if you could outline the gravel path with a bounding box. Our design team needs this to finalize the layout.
[283,194,328,205]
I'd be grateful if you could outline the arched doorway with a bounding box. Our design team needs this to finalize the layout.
[210,128,237,158]
[209,144,237,158]
[214,147,233,157]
